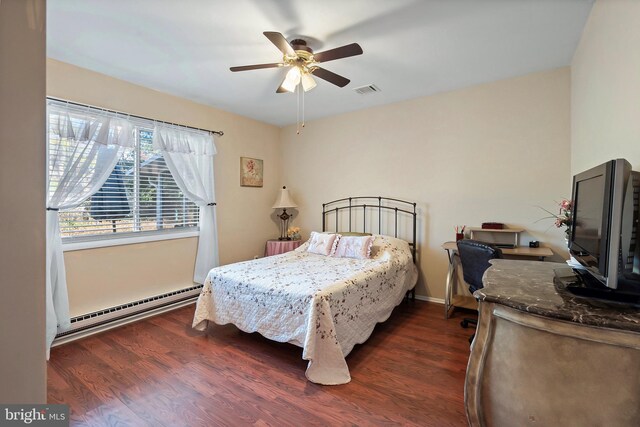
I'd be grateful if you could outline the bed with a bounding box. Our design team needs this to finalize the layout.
[192,197,419,385]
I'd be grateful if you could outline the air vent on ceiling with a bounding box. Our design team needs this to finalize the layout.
[353,84,381,95]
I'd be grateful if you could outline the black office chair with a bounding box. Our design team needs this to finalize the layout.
[456,239,503,343]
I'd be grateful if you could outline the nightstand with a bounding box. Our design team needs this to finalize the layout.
[265,239,303,256]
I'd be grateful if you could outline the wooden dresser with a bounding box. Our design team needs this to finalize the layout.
[465,260,640,427]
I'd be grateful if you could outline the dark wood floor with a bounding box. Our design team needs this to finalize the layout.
[48,301,476,426]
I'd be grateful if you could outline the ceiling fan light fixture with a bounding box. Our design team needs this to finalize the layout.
[301,72,317,92]
[230,32,363,134]
[282,66,301,92]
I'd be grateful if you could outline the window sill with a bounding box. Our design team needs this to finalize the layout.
[62,230,199,252]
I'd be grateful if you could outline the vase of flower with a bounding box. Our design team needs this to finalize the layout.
[287,226,301,241]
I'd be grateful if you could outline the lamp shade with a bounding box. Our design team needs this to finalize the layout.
[272,186,298,209]
[301,72,317,92]
[281,67,301,93]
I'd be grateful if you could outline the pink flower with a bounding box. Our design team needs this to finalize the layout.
[538,199,572,234]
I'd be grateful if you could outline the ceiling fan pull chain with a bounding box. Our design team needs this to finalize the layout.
[302,84,305,129]
[296,83,300,135]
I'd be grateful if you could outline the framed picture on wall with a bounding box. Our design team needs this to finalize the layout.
[240,157,264,187]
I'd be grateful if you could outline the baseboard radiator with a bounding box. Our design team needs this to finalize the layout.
[53,285,203,346]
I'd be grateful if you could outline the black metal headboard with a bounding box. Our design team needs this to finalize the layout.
[322,196,417,262]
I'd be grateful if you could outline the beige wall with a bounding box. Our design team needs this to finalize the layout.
[571,0,640,173]
[0,0,47,403]
[64,239,197,314]
[281,68,571,300]
[47,59,282,316]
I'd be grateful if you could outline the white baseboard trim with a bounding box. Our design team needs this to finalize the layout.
[52,297,197,347]
[414,294,445,305]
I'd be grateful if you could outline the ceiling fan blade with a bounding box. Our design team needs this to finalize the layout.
[263,31,296,56]
[312,67,350,87]
[313,43,363,63]
[230,63,284,72]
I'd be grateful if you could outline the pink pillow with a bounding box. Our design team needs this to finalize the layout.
[332,235,374,259]
[307,232,340,256]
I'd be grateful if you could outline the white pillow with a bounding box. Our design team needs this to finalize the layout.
[332,235,374,259]
[307,232,340,256]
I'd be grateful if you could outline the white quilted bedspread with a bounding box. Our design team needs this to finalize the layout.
[192,235,418,385]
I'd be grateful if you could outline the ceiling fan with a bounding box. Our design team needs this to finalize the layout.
[230,32,363,93]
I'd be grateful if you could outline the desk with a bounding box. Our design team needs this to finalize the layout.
[442,241,553,319]
[442,241,553,260]
[265,239,303,256]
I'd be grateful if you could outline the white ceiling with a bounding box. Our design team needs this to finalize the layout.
[47,0,594,127]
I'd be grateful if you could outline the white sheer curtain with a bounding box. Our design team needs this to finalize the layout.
[153,125,218,284]
[46,105,133,357]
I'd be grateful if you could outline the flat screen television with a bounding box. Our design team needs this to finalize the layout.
[565,159,640,304]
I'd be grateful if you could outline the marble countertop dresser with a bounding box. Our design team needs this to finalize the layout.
[465,259,640,427]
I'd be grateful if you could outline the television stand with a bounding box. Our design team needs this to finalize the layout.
[466,260,640,427]
[554,267,640,307]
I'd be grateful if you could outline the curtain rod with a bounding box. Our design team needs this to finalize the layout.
[47,97,224,136]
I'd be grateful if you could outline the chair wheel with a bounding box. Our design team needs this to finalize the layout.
[461,320,469,328]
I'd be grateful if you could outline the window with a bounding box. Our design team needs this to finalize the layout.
[48,113,199,242]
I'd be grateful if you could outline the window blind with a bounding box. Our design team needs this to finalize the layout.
[48,100,201,240]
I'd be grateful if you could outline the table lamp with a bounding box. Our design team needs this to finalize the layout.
[272,186,298,240]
